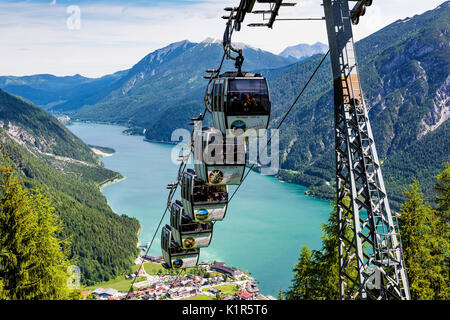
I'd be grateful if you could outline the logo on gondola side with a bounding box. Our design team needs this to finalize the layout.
[183,237,196,249]
[195,209,210,221]
[173,259,184,269]
[208,169,224,184]
[230,119,247,136]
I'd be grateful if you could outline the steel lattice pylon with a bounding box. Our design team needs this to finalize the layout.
[323,0,410,300]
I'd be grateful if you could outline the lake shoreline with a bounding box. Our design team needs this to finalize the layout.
[143,138,177,145]
[72,120,333,202]
[100,176,126,190]
[91,147,115,157]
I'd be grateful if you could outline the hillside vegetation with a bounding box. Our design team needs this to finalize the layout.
[0,89,140,285]
[1,3,448,210]
[270,2,450,209]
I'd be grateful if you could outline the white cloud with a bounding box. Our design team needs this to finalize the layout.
[0,0,445,77]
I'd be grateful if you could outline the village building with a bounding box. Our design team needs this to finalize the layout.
[208,287,221,294]
[210,262,238,277]
[80,290,90,298]
[90,260,272,301]
[246,281,260,295]
[92,288,120,300]
[236,291,254,300]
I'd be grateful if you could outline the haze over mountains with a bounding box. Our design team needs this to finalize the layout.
[1,1,449,210]
[271,1,450,207]
[279,42,328,61]
[0,39,293,112]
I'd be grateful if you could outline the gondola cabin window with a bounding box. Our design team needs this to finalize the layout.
[227,79,270,115]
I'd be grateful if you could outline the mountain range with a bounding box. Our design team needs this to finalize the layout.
[272,1,450,208]
[1,1,449,210]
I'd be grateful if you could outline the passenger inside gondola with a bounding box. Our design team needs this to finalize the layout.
[243,93,251,109]
[228,79,269,114]
[180,221,212,233]
[192,184,227,203]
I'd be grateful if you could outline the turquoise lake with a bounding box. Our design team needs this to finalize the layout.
[68,122,331,297]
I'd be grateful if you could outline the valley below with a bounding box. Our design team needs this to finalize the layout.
[0,1,448,301]
[67,122,331,297]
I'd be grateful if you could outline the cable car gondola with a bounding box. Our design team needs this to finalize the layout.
[181,169,228,222]
[193,127,246,186]
[161,225,200,269]
[209,72,271,137]
[170,200,214,249]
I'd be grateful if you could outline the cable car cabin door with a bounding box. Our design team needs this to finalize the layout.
[181,172,195,222]
[161,225,199,269]
[170,202,213,249]
[212,78,226,134]
[194,129,246,186]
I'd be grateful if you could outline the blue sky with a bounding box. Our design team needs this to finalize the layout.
[0,0,446,77]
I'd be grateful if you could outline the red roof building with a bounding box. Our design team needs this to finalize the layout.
[81,291,90,297]
[236,291,253,300]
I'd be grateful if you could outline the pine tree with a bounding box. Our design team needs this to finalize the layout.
[286,171,450,300]
[435,162,450,227]
[0,161,77,300]
[315,201,342,299]
[285,245,319,300]
[277,288,284,300]
[434,163,450,300]
[399,179,449,300]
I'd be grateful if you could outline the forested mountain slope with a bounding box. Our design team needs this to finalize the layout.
[0,71,126,111]
[0,89,140,285]
[0,90,101,165]
[1,3,447,211]
[272,1,450,209]
[0,39,294,136]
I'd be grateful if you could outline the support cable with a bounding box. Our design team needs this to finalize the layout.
[228,50,330,203]
[127,48,238,296]
[125,103,207,297]
[126,4,329,298]
[125,162,186,298]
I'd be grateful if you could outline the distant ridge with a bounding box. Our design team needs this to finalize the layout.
[279,42,329,61]
[270,1,450,208]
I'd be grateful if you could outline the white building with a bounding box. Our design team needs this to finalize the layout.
[92,288,120,299]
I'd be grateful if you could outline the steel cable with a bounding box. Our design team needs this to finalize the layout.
[228,50,330,203]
